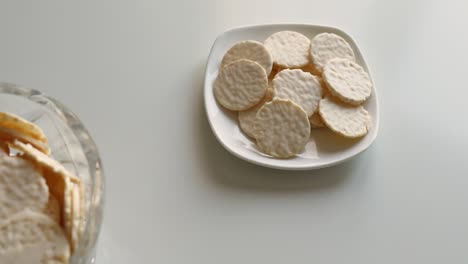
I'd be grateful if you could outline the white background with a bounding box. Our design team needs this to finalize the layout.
[1,0,468,263]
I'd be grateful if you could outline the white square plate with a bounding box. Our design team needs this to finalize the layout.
[204,24,379,170]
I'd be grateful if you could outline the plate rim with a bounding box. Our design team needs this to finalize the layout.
[204,23,380,170]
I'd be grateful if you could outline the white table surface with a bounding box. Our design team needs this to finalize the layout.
[1,1,468,263]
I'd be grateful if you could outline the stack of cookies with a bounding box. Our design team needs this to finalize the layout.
[0,112,83,264]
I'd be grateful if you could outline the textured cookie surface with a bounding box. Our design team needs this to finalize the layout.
[273,69,322,116]
[238,87,273,138]
[221,40,273,75]
[323,58,372,105]
[0,148,49,220]
[310,33,355,72]
[0,210,70,263]
[264,31,311,68]
[319,97,370,138]
[255,99,310,158]
[44,194,61,224]
[214,59,268,111]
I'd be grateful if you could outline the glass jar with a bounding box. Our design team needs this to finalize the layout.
[0,82,105,264]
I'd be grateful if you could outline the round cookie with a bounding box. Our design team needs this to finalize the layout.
[264,31,311,68]
[255,99,310,158]
[238,86,273,139]
[323,58,372,105]
[221,40,273,75]
[310,33,355,72]
[319,97,370,138]
[214,59,268,111]
[272,69,322,117]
